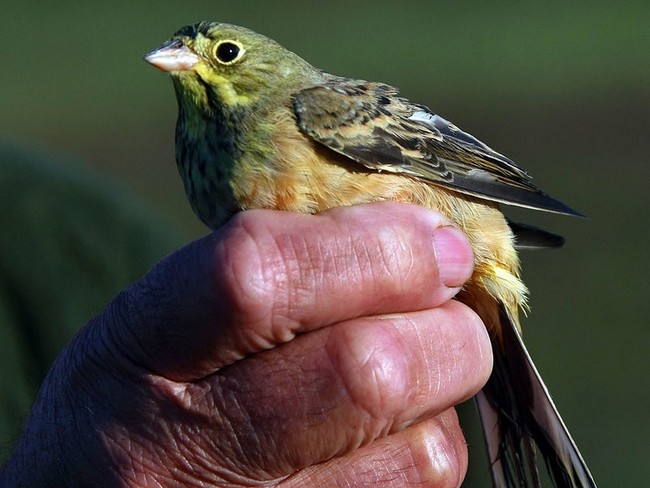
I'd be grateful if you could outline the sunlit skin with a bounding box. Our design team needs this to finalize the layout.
[146,22,596,488]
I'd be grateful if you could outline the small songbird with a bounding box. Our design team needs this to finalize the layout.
[145,22,596,487]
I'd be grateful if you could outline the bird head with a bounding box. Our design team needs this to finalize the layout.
[145,22,319,115]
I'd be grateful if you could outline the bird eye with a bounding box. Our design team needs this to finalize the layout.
[214,40,244,65]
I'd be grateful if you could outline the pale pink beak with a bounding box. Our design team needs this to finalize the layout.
[144,40,200,72]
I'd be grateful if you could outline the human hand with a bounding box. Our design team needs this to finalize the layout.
[1,202,491,487]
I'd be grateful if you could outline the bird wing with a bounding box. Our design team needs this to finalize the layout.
[293,80,581,216]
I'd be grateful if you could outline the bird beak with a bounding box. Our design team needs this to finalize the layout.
[144,40,199,72]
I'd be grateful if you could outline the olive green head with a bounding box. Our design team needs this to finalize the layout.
[145,22,322,114]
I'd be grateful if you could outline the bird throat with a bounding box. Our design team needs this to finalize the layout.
[173,76,249,228]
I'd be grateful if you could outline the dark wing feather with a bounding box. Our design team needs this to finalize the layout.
[507,220,566,250]
[477,304,597,488]
[293,80,582,216]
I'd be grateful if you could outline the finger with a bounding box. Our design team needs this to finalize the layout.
[282,410,467,488]
[182,300,490,479]
[103,202,474,380]
[209,203,473,366]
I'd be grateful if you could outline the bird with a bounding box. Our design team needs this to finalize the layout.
[145,21,596,487]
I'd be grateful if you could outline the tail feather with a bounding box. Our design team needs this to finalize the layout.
[476,304,597,487]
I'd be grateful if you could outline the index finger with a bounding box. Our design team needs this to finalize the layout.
[106,202,474,380]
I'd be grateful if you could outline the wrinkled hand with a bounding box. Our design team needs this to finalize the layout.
[2,202,492,487]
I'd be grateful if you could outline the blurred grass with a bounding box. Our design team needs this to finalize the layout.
[2,1,649,485]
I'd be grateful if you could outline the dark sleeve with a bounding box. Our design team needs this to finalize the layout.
[0,141,187,460]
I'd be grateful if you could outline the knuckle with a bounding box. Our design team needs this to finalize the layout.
[214,213,295,342]
[327,318,411,419]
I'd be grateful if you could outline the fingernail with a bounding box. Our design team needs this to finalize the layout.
[432,226,473,288]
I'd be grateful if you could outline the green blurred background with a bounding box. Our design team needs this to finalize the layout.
[2,1,648,485]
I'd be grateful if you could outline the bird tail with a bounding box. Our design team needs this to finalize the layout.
[475,303,597,488]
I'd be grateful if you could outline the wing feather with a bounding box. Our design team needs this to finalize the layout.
[293,81,582,216]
